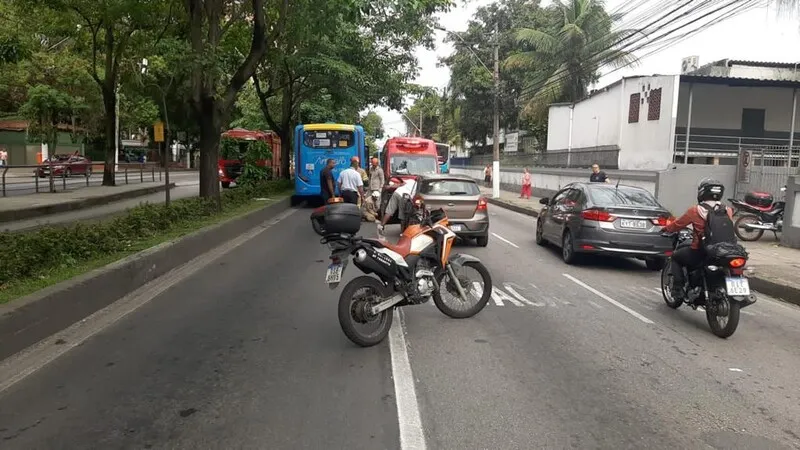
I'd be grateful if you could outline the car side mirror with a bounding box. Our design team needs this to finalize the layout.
[539,197,549,205]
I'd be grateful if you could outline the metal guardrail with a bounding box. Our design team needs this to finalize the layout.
[1,163,164,197]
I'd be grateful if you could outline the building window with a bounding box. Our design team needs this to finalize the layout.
[629,93,640,123]
[648,88,662,121]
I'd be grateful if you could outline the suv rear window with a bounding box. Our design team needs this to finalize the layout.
[588,186,661,207]
[420,179,480,196]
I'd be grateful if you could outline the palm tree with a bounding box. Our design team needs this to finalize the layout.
[505,0,638,119]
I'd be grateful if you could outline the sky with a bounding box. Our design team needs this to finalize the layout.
[372,0,800,148]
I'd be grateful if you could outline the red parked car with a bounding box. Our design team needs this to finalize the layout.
[36,154,93,178]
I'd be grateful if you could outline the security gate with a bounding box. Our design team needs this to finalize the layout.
[735,145,799,199]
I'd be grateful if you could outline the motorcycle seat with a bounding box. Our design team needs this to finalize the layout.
[363,236,413,257]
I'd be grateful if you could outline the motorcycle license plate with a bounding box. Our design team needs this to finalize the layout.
[450,224,462,232]
[725,277,751,296]
[326,263,343,284]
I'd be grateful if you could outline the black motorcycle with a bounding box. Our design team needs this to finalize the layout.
[729,186,786,241]
[660,229,756,338]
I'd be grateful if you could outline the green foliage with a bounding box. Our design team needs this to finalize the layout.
[219,136,241,160]
[0,180,292,288]
[19,84,85,147]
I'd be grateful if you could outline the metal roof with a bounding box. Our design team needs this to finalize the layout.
[683,58,800,87]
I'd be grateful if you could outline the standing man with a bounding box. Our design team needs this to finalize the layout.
[590,163,610,183]
[484,164,492,187]
[368,157,384,196]
[0,147,7,167]
[337,156,365,204]
[320,158,336,203]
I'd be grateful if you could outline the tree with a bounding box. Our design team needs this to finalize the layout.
[19,84,84,162]
[360,110,384,154]
[251,0,452,179]
[183,0,268,203]
[506,0,637,119]
[20,0,177,186]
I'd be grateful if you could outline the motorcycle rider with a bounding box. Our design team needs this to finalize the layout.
[662,178,734,299]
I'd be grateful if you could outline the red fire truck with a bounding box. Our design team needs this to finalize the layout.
[218,128,282,188]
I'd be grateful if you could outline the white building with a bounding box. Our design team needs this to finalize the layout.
[546,59,800,178]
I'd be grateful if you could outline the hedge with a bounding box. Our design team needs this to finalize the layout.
[0,179,293,287]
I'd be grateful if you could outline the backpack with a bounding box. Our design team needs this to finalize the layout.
[699,203,737,246]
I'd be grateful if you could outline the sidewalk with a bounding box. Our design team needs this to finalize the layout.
[0,181,174,224]
[480,183,800,306]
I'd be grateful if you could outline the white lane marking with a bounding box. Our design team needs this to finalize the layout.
[504,283,542,306]
[491,287,523,306]
[728,368,743,372]
[562,274,654,324]
[389,309,427,450]
[491,232,519,248]
[0,207,299,394]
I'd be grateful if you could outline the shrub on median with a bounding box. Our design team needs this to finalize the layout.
[0,179,293,288]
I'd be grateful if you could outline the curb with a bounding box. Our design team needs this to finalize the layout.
[486,197,539,218]
[749,276,800,307]
[0,196,294,362]
[486,194,800,307]
[0,183,176,224]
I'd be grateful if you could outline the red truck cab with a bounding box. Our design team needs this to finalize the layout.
[378,137,440,222]
[218,128,282,188]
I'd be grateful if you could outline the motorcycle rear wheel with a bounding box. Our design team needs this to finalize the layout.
[337,276,394,347]
[734,214,764,242]
[661,259,683,309]
[433,261,492,319]
[706,298,740,339]
[311,216,326,236]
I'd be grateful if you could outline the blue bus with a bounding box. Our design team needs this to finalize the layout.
[435,142,451,173]
[293,123,368,203]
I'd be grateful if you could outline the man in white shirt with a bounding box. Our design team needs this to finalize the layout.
[378,178,417,230]
[337,157,365,204]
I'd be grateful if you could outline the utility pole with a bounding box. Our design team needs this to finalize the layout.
[492,22,500,199]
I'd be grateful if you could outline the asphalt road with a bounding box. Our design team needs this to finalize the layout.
[1,204,799,449]
[1,179,200,232]
[1,171,194,197]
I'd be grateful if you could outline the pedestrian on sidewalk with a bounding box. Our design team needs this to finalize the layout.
[0,148,7,167]
[484,164,492,187]
[590,163,609,183]
[520,167,532,199]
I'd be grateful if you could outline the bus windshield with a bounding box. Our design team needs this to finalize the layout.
[390,154,438,175]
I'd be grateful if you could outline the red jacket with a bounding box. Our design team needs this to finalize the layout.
[663,202,733,250]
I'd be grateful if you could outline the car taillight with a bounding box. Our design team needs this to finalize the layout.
[476,197,488,211]
[652,216,672,227]
[729,258,746,268]
[581,209,615,222]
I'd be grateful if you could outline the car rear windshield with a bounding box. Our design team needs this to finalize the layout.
[420,179,480,196]
[588,186,661,208]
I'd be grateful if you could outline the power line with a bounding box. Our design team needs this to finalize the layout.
[516,0,758,102]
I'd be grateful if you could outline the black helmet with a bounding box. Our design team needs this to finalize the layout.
[697,178,724,202]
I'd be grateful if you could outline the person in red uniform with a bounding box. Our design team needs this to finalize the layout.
[662,179,733,299]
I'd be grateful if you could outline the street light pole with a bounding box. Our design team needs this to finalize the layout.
[492,23,500,199]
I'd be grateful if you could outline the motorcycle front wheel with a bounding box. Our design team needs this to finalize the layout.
[337,276,394,347]
[734,214,764,242]
[433,261,492,319]
[706,297,740,338]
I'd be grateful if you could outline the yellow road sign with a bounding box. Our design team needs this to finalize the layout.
[153,121,164,143]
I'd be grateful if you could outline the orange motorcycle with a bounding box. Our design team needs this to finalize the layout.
[320,195,492,347]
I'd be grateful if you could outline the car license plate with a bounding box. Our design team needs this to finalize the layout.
[620,219,648,229]
[326,263,343,284]
[450,224,462,232]
[725,277,750,296]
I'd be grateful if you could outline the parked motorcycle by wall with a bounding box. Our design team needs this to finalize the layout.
[660,229,756,338]
[320,198,492,347]
[728,186,786,242]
